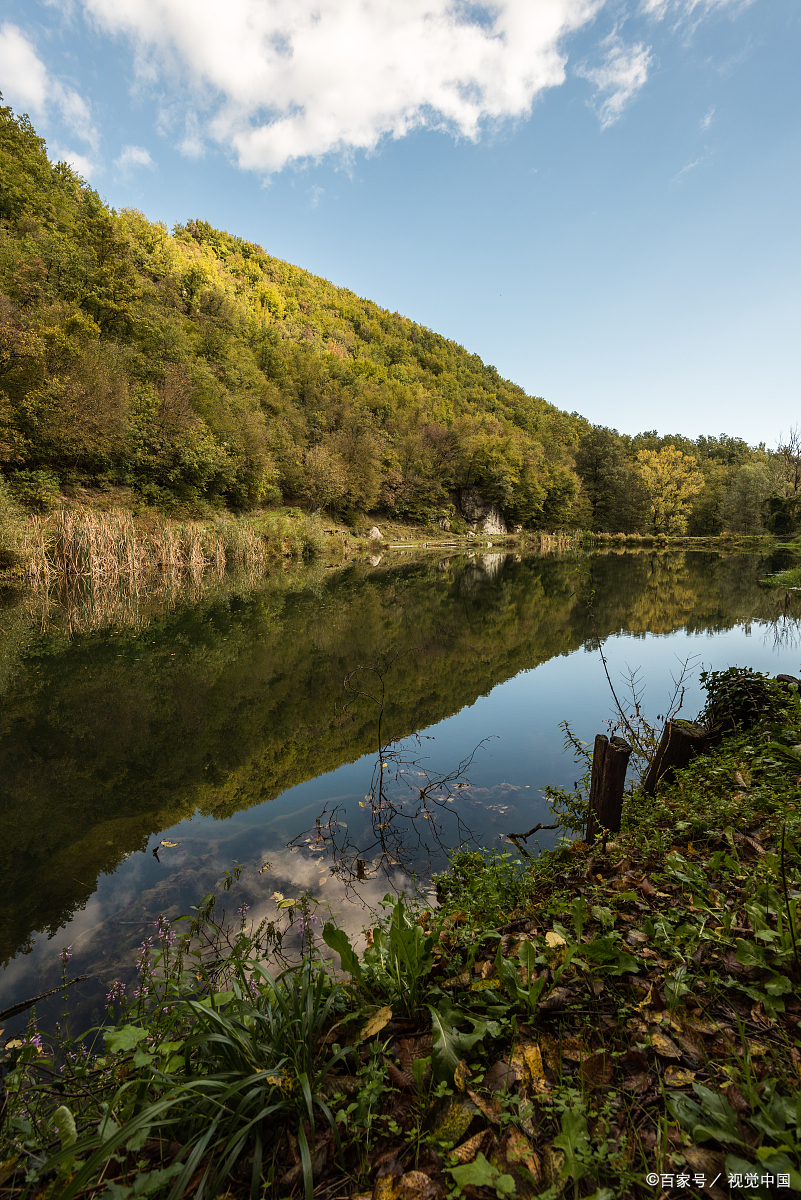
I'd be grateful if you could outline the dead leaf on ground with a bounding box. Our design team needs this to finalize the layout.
[451,1129,491,1165]
[397,1171,438,1200]
[511,1042,549,1092]
[484,1060,520,1093]
[620,1048,649,1076]
[561,1036,589,1063]
[580,1051,613,1087]
[428,1095,478,1143]
[650,1031,682,1059]
[664,1065,696,1087]
[683,1148,727,1200]
[588,977,605,996]
[545,931,566,948]
[725,1083,749,1113]
[538,987,572,1012]
[454,1059,470,1092]
[541,1146,566,1189]
[372,1178,400,1200]
[360,1006,393,1041]
[467,1088,503,1123]
[624,1071,654,1093]
[160,840,180,848]
[504,1129,542,1183]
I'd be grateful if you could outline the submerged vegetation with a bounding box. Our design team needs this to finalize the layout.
[2,669,801,1199]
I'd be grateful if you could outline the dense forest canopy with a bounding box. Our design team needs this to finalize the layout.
[0,100,798,535]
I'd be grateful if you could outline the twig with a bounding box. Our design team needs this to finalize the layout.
[506,822,558,840]
[0,976,90,1022]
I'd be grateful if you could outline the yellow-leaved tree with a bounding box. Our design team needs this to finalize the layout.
[636,445,704,534]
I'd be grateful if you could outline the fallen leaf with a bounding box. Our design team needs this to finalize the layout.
[588,978,605,996]
[258,861,270,874]
[467,1088,503,1123]
[650,1031,682,1059]
[561,1036,589,1063]
[160,840,180,848]
[538,987,572,1012]
[541,1145,566,1189]
[512,1042,549,1093]
[664,1065,696,1087]
[372,1178,399,1200]
[620,1048,649,1076]
[454,1059,470,1092]
[624,1071,654,1093]
[397,1171,437,1200]
[428,1094,478,1143]
[504,1129,541,1182]
[360,1006,393,1040]
[451,1129,490,1165]
[545,931,566,948]
[674,1029,705,1063]
[580,1051,612,1087]
[484,1060,520,1093]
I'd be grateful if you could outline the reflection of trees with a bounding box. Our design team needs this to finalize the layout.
[291,661,482,894]
[1,547,799,963]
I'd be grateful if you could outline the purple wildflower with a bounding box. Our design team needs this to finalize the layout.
[237,903,250,919]
[60,945,73,966]
[297,911,318,936]
[106,981,126,1006]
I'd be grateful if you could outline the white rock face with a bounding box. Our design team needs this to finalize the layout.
[368,526,382,540]
[458,487,507,535]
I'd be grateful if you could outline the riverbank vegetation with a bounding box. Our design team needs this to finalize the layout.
[2,100,800,563]
[2,669,800,1199]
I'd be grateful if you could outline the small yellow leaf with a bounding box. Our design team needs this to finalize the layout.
[258,861,270,874]
[360,1005,392,1040]
[664,1066,696,1087]
[454,1059,470,1092]
[545,931,566,948]
[650,1031,682,1059]
[160,840,180,848]
[372,1178,399,1200]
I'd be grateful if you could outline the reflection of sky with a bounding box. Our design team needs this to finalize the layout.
[3,618,798,1034]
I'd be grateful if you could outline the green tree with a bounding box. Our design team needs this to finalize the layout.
[635,446,704,535]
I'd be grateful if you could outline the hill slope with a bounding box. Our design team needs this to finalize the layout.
[0,102,586,527]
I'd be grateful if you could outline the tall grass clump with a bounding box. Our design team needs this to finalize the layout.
[26,507,321,593]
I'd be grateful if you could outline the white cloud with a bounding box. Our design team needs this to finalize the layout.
[700,105,714,129]
[641,0,753,17]
[672,155,701,182]
[0,22,100,160]
[48,147,97,177]
[79,0,605,173]
[577,33,653,128]
[0,22,50,110]
[114,143,156,169]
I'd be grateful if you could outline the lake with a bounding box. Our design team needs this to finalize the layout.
[1,545,799,1033]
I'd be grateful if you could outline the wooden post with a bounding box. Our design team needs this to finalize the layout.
[643,720,708,795]
[585,734,632,843]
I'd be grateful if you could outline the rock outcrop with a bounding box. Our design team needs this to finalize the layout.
[457,487,507,535]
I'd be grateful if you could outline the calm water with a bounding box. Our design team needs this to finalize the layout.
[1,546,799,1031]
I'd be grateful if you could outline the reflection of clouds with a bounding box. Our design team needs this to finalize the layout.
[241,845,417,957]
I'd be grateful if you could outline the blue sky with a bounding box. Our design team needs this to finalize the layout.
[1,0,798,446]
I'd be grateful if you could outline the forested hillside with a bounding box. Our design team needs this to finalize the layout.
[1,100,797,535]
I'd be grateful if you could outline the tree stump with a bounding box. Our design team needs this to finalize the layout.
[643,720,709,795]
[585,734,632,843]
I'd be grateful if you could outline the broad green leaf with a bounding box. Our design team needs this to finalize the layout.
[554,1109,590,1183]
[429,1006,488,1083]
[104,1025,148,1053]
[322,923,364,980]
[450,1152,516,1197]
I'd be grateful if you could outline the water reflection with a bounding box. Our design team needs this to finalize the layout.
[1,547,800,1027]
